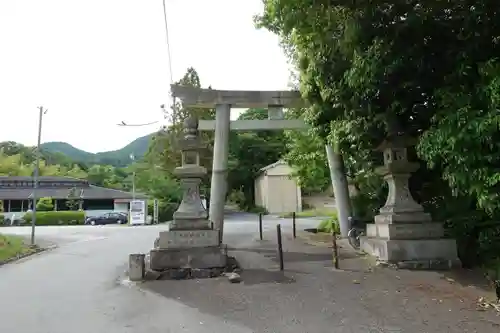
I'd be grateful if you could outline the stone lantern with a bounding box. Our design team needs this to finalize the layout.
[148,115,227,277]
[169,115,209,230]
[360,135,460,269]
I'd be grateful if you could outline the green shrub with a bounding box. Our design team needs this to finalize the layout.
[317,216,340,234]
[23,211,85,226]
[147,200,178,223]
[36,197,54,211]
[248,206,268,214]
[0,214,4,225]
[281,208,338,218]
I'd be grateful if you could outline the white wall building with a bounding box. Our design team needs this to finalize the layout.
[254,161,302,214]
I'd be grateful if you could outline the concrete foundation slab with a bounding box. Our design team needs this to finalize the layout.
[360,237,460,268]
[149,246,227,271]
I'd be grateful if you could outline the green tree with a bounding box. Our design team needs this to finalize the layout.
[282,108,329,194]
[36,197,54,211]
[257,0,500,266]
[66,187,82,211]
[146,67,215,175]
[135,67,215,219]
[258,0,500,211]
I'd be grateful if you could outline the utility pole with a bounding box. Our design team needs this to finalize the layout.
[31,106,47,246]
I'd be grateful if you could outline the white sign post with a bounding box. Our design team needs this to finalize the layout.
[129,200,146,225]
[153,199,159,224]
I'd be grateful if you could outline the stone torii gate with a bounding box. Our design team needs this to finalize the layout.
[171,85,318,241]
[170,85,460,268]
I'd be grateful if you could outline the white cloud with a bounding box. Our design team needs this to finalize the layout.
[0,0,291,153]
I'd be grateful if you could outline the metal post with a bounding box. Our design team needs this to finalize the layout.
[292,211,296,239]
[31,106,45,246]
[332,230,340,269]
[259,213,263,240]
[132,171,136,200]
[277,224,284,271]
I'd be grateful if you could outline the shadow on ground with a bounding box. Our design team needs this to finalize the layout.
[238,268,297,285]
[441,268,495,295]
[140,230,500,332]
[228,246,354,262]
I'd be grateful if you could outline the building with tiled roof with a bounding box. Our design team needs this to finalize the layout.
[0,176,146,214]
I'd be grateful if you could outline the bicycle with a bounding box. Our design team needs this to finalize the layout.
[347,216,367,250]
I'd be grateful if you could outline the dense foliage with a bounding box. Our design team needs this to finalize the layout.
[257,0,500,268]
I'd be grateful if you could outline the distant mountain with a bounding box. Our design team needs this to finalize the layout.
[40,133,154,167]
[0,140,79,168]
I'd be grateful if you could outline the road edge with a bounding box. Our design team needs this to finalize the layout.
[0,243,58,267]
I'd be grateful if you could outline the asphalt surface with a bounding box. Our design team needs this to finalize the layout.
[0,214,319,333]
[2,214,499,333]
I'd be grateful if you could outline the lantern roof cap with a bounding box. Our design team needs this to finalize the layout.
[375,134,417,151]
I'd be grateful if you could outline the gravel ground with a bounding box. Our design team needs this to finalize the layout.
[143,229,500,333]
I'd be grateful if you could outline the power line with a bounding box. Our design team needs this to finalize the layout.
[117,1,177,128]
[162,0,174,87]
[117,120,160,127]
[162,0,177,126]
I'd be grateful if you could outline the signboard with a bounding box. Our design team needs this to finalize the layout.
[153,199,159,224]
[129,200,146,225]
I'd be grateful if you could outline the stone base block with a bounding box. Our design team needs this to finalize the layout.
[366,222,444,240]
[360,237,460,269]
[169,219,211,231]
[149,246,227,271]
[157,230,219,249]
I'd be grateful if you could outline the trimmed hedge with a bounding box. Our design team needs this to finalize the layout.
[23,211,85,226]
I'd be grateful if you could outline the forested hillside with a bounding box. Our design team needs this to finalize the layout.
[40,133,153,167]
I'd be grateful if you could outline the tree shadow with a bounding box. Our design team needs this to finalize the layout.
[441,268,495,295]
[228,246,359,262]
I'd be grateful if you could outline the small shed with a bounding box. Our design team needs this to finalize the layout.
[254,161,302,214]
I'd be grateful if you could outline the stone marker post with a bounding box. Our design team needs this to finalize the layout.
[360,135,460,269]
[148,115,227,276]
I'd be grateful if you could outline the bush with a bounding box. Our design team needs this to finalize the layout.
[248,206,268,214]
[22,211,85,226]
[147,200,179,223]
[317,215,340,234]
[0,215,4,225]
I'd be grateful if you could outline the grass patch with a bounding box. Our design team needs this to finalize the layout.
[0,234,33,262]
[279,208,337,218]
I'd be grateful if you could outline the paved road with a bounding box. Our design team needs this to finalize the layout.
[0,214,318,333]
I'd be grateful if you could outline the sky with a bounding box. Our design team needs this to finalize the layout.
[0,0,292,153]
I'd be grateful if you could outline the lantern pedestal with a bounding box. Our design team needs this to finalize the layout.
[360,137,460,269]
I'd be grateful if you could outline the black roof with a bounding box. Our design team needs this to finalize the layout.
[0,176,147,200]
[1,176,83,182]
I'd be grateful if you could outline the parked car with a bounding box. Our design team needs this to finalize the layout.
[85,212,128,226]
